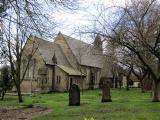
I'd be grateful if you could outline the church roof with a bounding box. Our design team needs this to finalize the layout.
[57,65,85,76]
[33,33,103,68]
[62,34,104,68]
[34,36,70,66]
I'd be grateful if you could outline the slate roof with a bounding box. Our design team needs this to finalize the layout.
[34,36,70,66]
[57,65,85,76]
[33,33,103,69]
[62,34,104,68]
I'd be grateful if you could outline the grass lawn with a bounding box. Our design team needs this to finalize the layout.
[1,88,160,120]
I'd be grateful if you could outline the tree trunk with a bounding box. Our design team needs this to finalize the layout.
[126,78,129,91]
[1,90,6,101]
[141,80,145,93]
[152,80,160,102]
[17,85,23,103]
[119,79,122,90]
[141,86,145,93]
[126,67,132,91]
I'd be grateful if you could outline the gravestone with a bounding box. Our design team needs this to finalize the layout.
[69,84,80,106]
[101,80,112,102]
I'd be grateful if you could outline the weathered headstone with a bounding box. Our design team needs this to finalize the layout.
[101,80,112,102]
[69,84,80,106]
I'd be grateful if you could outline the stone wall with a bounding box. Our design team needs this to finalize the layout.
[54,66,68,91]
[68,76,84,90]
[47,66,53,90]
[21,81,38,93]
[81,66,101,89]
[21,37,49,93]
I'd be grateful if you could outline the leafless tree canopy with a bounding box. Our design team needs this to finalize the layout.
[0,0,79,102]
[85,0,160,101]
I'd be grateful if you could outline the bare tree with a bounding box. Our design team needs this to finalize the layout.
[113,0,160,102]
[87,0,160,101]
[0,0,79,102]
[132,66,149,92]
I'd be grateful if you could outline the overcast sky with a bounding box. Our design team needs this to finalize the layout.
[51,0,126,43]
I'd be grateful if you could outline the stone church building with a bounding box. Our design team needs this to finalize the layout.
[21,32,104,93]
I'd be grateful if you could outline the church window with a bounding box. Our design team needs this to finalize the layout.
[57,75,61,84]
[59,76,61,84]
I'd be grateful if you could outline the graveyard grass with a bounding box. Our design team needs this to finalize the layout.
[1,88,160,120]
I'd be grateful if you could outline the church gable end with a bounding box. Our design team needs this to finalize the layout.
[55,32,79,69]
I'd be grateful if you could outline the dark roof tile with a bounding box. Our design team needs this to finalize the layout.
[62,34,104,68]
[33,33,103,68]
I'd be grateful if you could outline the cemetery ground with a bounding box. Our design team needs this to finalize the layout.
[0,88,160,120]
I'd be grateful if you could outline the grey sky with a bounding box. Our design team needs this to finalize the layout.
[51,0,126,43]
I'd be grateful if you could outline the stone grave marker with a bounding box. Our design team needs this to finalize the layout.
[101,80,112,102]
[69,84,80,106]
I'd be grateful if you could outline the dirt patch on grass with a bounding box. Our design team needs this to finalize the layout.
[0,106,52,120]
